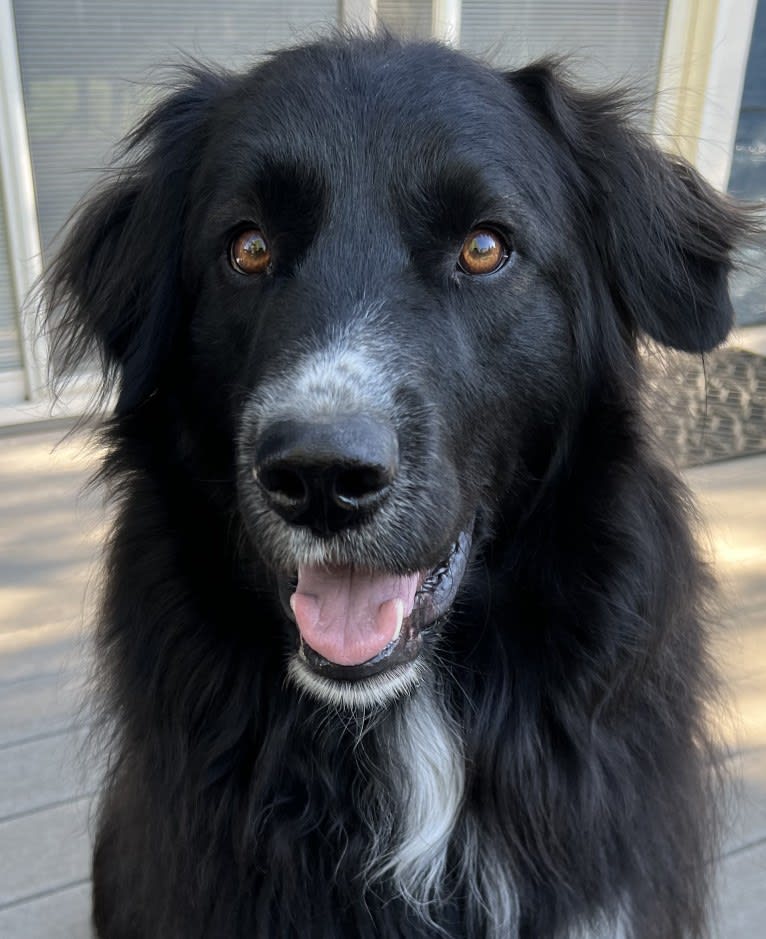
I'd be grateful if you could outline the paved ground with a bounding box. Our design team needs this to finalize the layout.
[0,428,764,937]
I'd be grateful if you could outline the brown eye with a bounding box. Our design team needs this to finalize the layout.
[458,228,509,276]
[230,229,271,275]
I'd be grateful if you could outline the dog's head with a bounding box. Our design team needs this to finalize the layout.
[47,36,755,708]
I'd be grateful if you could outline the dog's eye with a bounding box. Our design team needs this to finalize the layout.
[458,229,509,276]
[230,229,271,275]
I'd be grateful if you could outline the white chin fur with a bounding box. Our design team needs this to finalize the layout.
[287,654,425,711]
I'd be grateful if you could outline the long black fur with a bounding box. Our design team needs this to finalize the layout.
[46,34,761,939]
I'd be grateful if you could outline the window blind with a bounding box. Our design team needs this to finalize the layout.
[13,0,338,258]
[461,0,668,90]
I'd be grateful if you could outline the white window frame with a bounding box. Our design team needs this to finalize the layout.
[340,0,378,31]
[0,0,44,410]
[697,0,759,189]
[654,0,758,190]
[340,0,461,42]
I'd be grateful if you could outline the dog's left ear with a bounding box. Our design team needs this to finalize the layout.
[508,62,762,352]
[45,67,225,414]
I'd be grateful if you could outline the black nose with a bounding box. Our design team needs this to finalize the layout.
[253,416,399,534]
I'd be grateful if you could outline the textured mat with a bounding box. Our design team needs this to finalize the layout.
[647,347,766,467]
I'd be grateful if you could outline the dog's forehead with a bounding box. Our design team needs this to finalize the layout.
[250,41,508,128]
[192,40,570,248]
[209,41,532,185]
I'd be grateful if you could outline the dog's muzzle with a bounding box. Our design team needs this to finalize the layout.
[251,413,472,687]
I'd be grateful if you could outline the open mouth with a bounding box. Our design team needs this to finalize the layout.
[278,530,472,684]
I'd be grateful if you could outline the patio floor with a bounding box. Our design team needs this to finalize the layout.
[0,427,764,937]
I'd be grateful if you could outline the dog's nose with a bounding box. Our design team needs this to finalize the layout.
[253,416,398,534]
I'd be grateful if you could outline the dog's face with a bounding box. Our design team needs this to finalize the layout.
[48,38,746,709]
[190,45,578,705]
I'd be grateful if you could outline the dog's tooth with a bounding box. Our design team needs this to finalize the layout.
[379,598,405,642]
[395,599,405,638]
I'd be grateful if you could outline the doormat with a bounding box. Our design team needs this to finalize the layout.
[646,347,766,467]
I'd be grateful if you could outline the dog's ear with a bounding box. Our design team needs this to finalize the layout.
[45,67,225,413]
[508,62,761,353]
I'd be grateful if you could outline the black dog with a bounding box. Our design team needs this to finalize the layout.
[46,34,758,938]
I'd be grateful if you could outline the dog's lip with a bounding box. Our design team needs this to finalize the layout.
[277,529,472,681]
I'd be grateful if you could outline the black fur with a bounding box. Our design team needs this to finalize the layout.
[46,35,760,939]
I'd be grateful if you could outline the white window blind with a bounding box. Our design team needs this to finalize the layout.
[460,0,668,90]
[13,0,338,258]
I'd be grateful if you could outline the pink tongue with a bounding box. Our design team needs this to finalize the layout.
[291,565,420,666]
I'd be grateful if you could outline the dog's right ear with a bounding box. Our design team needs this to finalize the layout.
[507,61,762,354]
[45,67,225,414]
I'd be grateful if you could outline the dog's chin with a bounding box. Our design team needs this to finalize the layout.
[287,656,427,711]
[278,529,472,710]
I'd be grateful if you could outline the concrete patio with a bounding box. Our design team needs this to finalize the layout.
[0,427,764,937]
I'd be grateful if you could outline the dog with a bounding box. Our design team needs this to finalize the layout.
[45,34,759,938]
